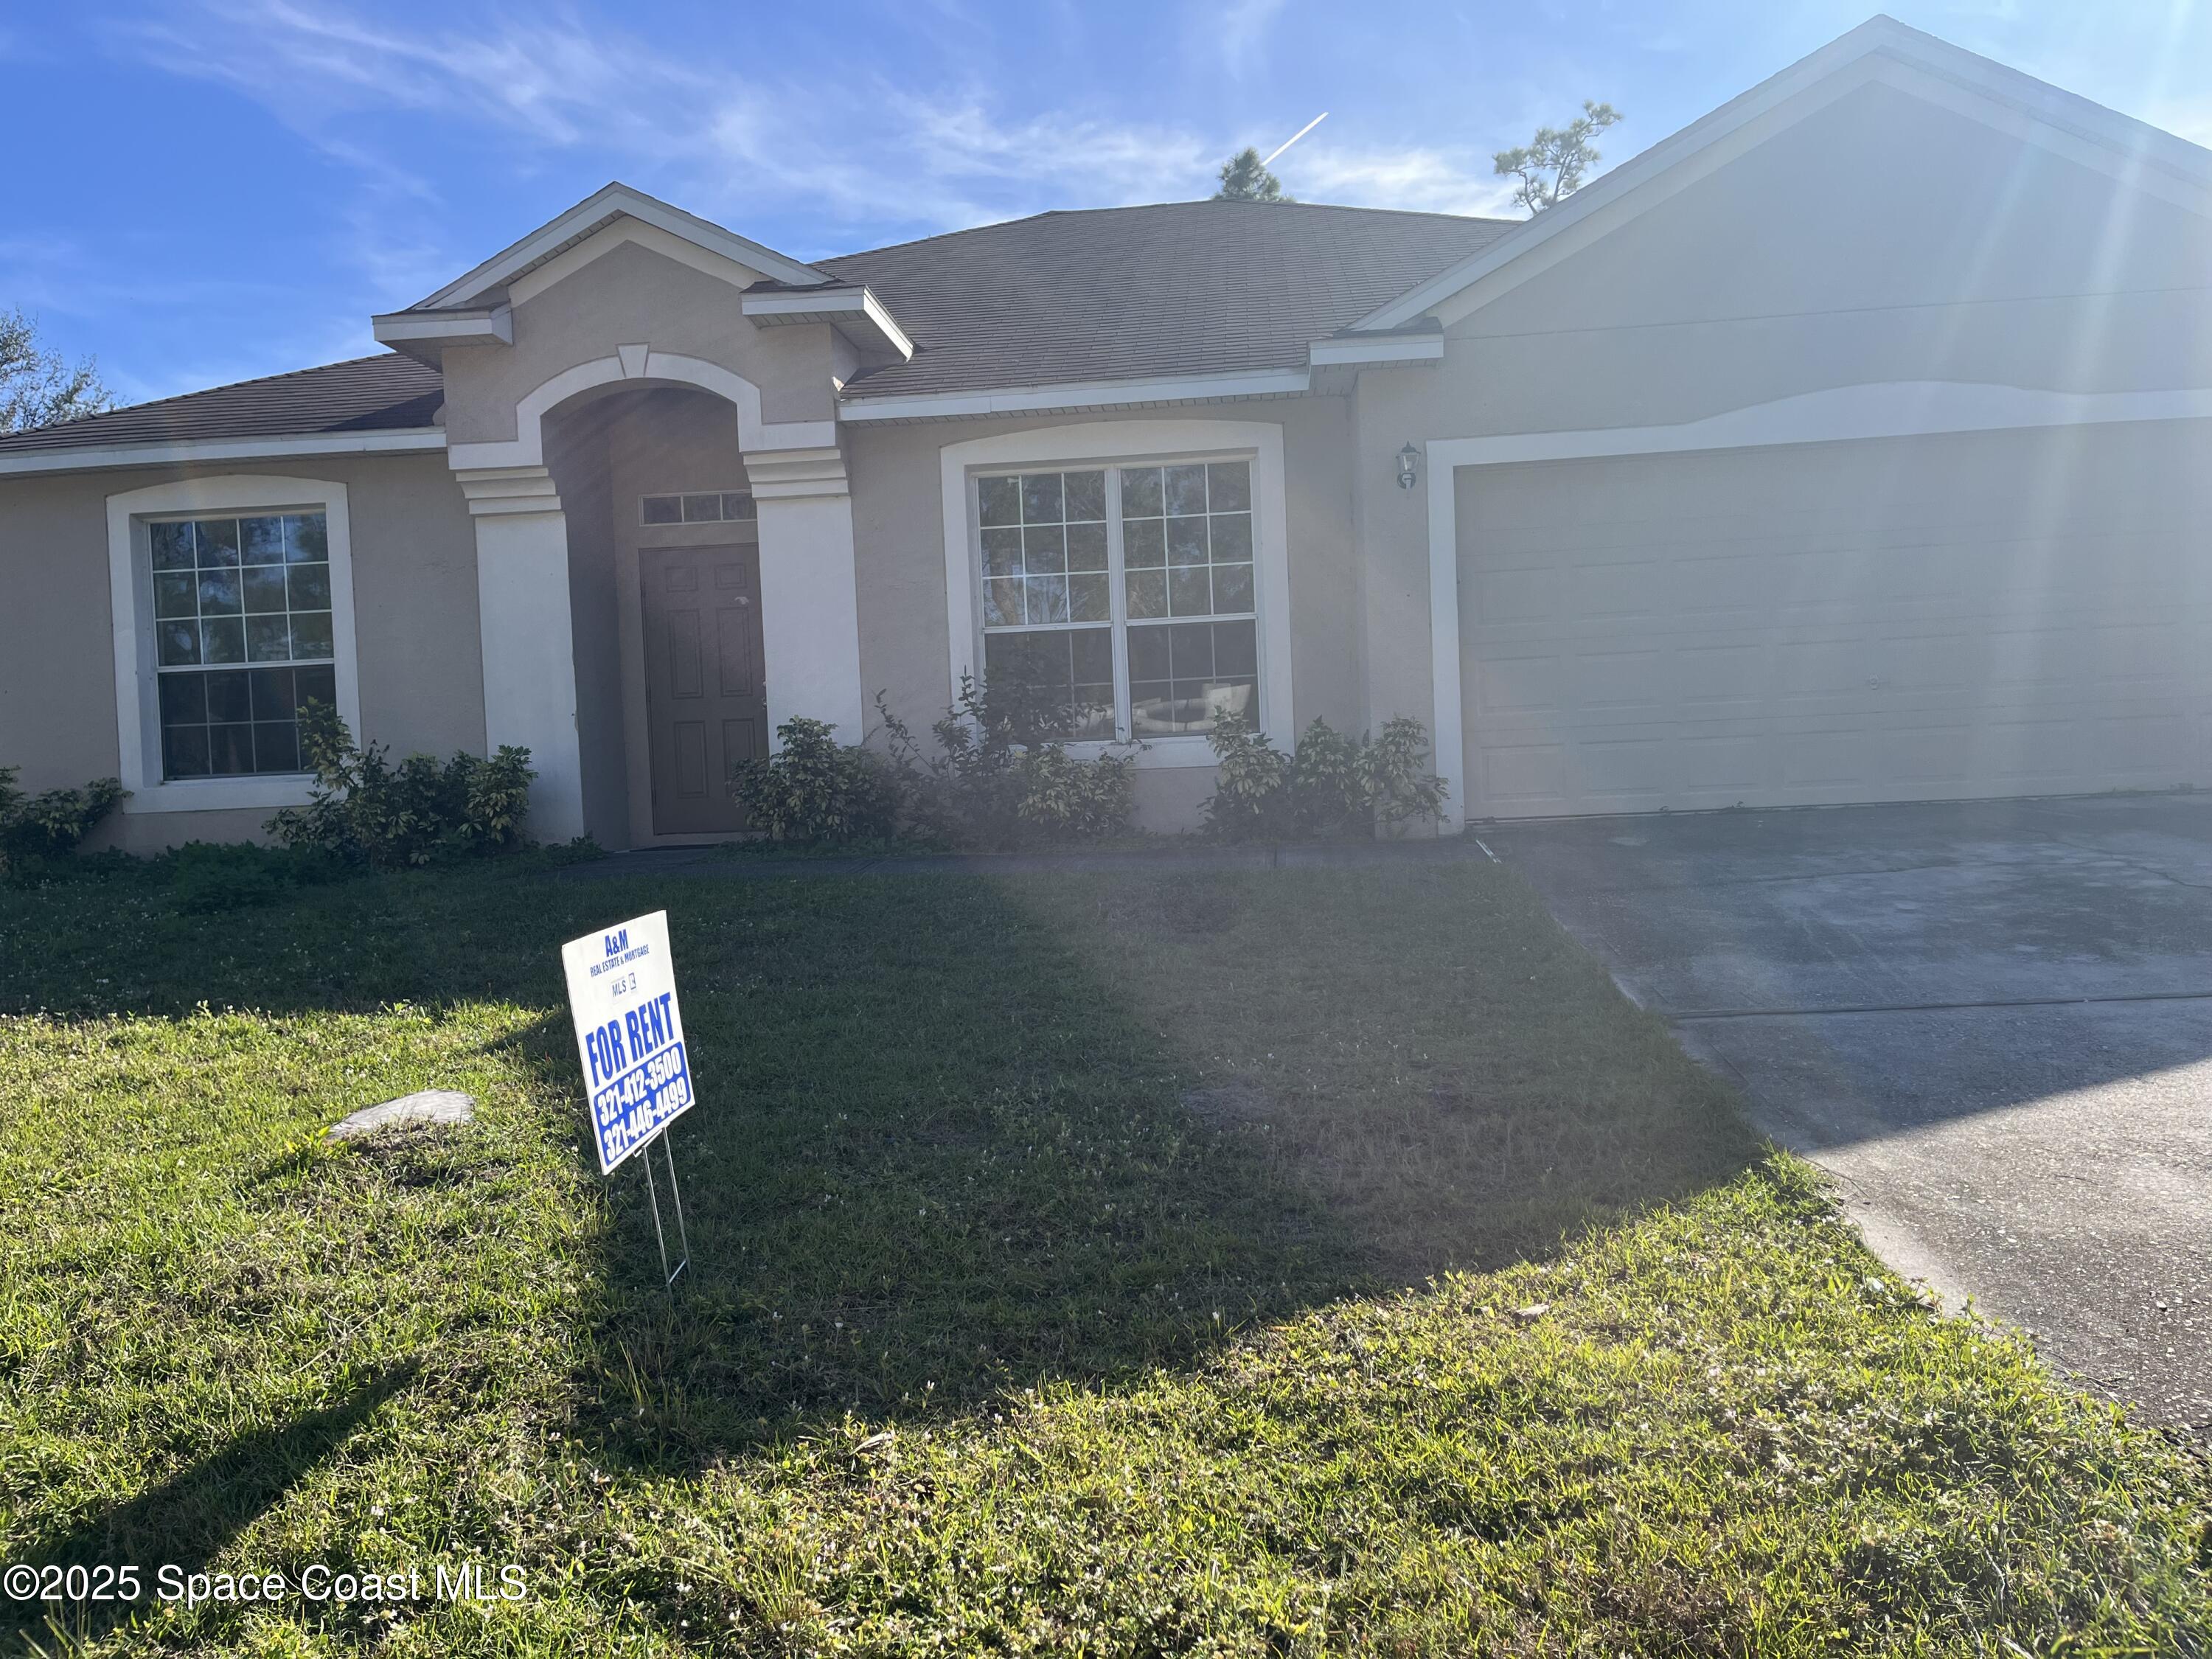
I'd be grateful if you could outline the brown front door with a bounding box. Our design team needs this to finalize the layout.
[641,544,765,835]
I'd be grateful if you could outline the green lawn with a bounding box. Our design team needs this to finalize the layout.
[1,853,2205,1655]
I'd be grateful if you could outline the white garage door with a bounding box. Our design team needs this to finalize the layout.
[1458,422,2212,818]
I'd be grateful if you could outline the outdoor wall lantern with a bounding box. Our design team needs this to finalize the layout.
[1396,443,1421,490]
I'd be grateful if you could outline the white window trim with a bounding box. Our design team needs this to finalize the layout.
[939,419,1293,769]
[105,474,363,815]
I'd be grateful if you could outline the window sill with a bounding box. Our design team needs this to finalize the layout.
[121,775,317,815]
[1062,735,1221,770]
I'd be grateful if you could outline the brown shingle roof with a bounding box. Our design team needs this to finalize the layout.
[824,199,1514,400]
[0,200,1514,453]
[0,354,442,453]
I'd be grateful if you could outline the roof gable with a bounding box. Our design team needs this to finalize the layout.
[1354,13,2212,333]
[411,181,828,311]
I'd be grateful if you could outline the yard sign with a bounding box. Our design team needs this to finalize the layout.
[561,909,696,1175]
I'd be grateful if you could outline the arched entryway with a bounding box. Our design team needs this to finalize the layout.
[447,349,862,848]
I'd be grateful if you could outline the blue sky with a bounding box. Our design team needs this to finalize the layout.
[6,1,2208,405]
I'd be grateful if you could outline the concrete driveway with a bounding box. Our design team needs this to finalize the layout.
[1489,793,2212,1433]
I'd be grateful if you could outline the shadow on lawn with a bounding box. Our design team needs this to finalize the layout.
[6,1366,415,1650]
[536,863,1763,1472]
[2,855,1761,1474]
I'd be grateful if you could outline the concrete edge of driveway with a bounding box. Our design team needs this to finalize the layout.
[556,832,1503,882]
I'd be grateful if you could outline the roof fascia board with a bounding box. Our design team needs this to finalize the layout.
[840,367,1312,423]
[414,183,824,310]
[0,428,447,478]
[371,305,513,365]
[1307,334,1444,367]
[742,287,916,361]
[1354,15,2212,334]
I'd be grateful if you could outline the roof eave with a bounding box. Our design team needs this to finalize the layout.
[741,284,915,362]
[839,366,1313,424]
[0,427,448,478]
[371,304,513,366]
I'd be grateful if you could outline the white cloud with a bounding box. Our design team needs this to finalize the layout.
[114,0,1222,245]
[1287,145,1523,219]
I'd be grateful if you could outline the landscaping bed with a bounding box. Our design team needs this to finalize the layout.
[2,855,2205,1654]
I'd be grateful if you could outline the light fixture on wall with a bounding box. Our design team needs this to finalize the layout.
[1396,443,1420,490]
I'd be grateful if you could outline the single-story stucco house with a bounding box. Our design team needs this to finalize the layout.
[5,15,2211,852]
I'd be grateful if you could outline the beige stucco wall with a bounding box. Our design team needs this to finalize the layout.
[0,451,480,852]
[1354,74,2212,774]
[439,239,838,445]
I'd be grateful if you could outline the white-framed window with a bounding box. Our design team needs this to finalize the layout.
[976,459,1256,741]
[146,512,336,779]
[641,490,755,526]
[942,420,1293,762]
[105,475,361,813]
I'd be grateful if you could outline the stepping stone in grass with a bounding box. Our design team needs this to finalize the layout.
[326,1090,476,1141]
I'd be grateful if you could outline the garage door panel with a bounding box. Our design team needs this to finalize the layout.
[1457,424,2212,816]
[1476,653,1564,713]
[1568,561,1669,617]
[1474,566,1559,623]
[1674,644,1769,709]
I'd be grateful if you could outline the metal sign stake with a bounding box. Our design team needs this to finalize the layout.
[638,1125,692,1290]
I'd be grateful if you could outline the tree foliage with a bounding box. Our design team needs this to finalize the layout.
[1,308,114,433]
[1493,101,1624,214]
[1213,147,1290,203]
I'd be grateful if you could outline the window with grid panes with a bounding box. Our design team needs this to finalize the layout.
[975,458,1256,740]
[148,513,336,779]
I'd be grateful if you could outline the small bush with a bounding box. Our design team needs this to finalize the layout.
[1017,742,1136,841]
[0,765,127,877]
[728,717,903,846]
[1203,713,1448,841]
[265,703,535,869]
[881,676,1135,851]
[1366,714,1453,835]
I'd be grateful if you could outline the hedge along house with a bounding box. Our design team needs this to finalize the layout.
[5,16,2212,853]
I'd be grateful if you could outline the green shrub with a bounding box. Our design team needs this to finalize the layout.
[1366,714,1453,835]
[1203,713,1449,841]
[728,717,903,846]
[1016,742,1135,841]
[880,676,1136,851]
[265,703,535,869]
[0,765,127,877]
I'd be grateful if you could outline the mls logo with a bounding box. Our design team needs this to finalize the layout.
[604,928,629,958]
